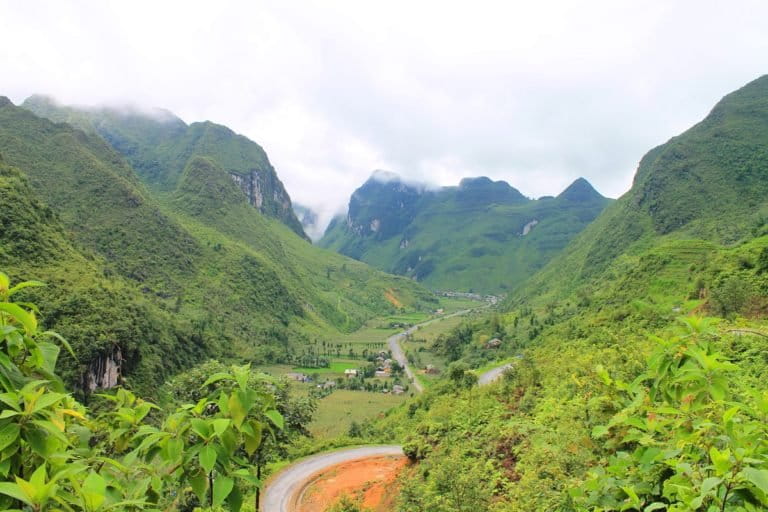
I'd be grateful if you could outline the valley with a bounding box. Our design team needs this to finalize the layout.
[1,56,768,512]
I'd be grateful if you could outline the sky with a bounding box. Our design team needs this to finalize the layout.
[1,0,767,234]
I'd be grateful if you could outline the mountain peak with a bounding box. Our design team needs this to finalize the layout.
[369,169,402,183]
[456,176,527,205]
[0,97,12,108]
[557,177,604,202]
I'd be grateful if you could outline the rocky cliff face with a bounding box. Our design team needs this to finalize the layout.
[21,95,308,239]
[82,347,123,393]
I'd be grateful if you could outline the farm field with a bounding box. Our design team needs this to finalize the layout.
[309,390,408,438]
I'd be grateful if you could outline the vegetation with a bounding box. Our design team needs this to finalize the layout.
[0,97,435,394]
[320,173,611,293]
[0,272,313,511]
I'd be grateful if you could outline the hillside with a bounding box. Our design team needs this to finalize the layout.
[0,97,434,394]
[508,74,768,306]
[362,75,768,511]
[22,94,308,238]
[320,172,611,293]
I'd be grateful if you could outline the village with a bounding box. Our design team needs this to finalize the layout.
[284,349,411,397]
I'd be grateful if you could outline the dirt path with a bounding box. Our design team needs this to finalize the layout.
[261,445,404,512]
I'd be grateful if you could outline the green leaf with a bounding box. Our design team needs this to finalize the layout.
[36,342,60,375]
[212,475,234,507]
[190,418,211,440]
[201,372,232,388]
[228,483,243,512]
[31,391,65,413]
[700,476,722,494]
[0,303,37,335]
[709,446,731,476]
[644,503,667,511]
[189,469,208,503]
[0,482,32,506]
[212,418,230,437]
[743,467,768,494]
[723,406,739,424]
[265,409,284,430]
[0,423,20,452]
[199,444,217,474]
[228,393,246,427]
[42,331,75,359]
[82,472,106,510]
[0,273,8,295]
[7,281,45,298]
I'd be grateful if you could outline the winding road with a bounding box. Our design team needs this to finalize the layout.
[387,307,482,393]
[264,304,513,512]
[261,445,404,512]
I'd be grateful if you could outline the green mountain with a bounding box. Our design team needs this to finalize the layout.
[510,74,768,306]
[366,76,768,511]
[22,94,307,238]
[320,171,611,293]
[0,97,434,394]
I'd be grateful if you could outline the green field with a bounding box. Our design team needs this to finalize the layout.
[309,390,407,438]
[292,359,360,374]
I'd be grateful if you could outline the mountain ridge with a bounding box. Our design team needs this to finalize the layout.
[22,94,308,239]
[320,172,611,292]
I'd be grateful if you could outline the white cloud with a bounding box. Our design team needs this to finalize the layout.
[1,0,767,231]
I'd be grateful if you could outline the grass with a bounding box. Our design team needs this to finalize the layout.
[292,359,361,374]
[309,390,407,438]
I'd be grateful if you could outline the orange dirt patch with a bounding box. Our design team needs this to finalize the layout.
[384,289,403,309]
[297,455,408,512]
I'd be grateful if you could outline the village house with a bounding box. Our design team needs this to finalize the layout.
[374,370,389,378]
[424,364,439,375]
[485,338,502,349]
[392,384,405,395]
[285,372,309,382]
[344,368,358,378]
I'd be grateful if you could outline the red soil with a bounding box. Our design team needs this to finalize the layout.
[297,455,408,512]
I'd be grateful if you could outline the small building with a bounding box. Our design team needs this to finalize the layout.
[485,338,502,349]
[374,370,389,378]
[424,364,439,375]
[286,372,309,382]
[435,308,444,315]
[392,385,405,395]
[344,369,358,378]
[322,380,336,390]
[383,358,393,369]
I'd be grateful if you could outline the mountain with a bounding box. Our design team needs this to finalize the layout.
[367,76,768,511]
[0,97,434,394]
[320,172,611,293]
[22,94,307,238]
[510,74,768,306]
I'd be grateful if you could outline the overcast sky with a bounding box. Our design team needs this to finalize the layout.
[1,0,767,232]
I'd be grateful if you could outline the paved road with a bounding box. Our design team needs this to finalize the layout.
[264,304,518,512]
[387,308,478,393]
[478,362,514,385]
[261,445,404,512]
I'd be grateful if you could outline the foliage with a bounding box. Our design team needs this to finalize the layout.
[0,97,435,392]
[0,271,287,511]
[571,318,768,511]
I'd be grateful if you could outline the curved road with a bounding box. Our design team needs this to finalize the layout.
[261,445,404,512]
[388,307,482,393]
[265,304,515,512]
[478,362,514,385]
